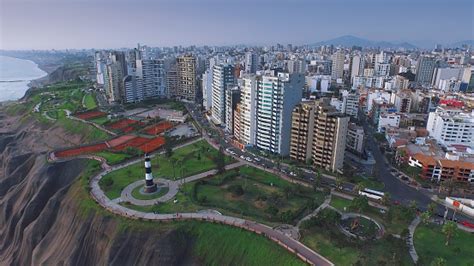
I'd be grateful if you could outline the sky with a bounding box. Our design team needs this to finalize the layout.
[0,0,473,50]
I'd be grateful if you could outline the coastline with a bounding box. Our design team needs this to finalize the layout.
[0,56,62,105]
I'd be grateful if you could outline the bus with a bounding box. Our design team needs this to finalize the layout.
[358,188,385,201]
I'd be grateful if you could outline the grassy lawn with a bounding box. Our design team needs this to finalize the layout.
[83,93,97,109]
[74,161,304,266]
[330,196,413,235]
[348,175,385,190]
[192,166,325,224]
[121,166,326,225]
[300,209,412,266]
[89,116,109,125]
[99,140,233,199]
[415,224,474,265]
[131,185,169,200]
[95,151,133,165]
[182,222,304,266]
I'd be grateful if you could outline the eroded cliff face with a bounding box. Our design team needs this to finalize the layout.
[0,111,199,266]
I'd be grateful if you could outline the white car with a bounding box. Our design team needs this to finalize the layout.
[240,155,245,159]
[245,157,252,162]
[254,157,261,162]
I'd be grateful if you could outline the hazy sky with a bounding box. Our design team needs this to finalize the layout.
[1,0,473,50]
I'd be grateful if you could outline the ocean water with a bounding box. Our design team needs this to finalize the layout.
[0,55,47,102]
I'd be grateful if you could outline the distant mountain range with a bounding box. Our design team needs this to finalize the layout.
[311,35,473,49]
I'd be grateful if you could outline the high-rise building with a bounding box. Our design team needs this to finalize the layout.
[311,99,349,172]
[237,75,258,146]
[166,66,178,99]
[105,51,127,103]
[137,59,167,99]
[176,55,197,101]
[331,50,345,81]
[290,101,315,163]
[350,55,364,82]
[202,69,213,110]
[415,56,436,84]
[211,64,235,125]
[288,59,306,74]
[255,72,303,155]
[225,87,240,134]
[245,52,258,74]
[123,75,143,103]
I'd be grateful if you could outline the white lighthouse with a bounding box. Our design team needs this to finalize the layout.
[143,153,157,193]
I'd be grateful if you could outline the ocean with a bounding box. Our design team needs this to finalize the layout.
[0,55,47,102]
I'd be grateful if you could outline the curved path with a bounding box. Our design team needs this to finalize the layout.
[50,138,333,265]
[121,161,245,206]
[407,216,420,264]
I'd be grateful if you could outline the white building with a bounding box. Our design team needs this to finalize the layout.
[202,69,213,110]
[211,64,235,125]
[350,55,364,83]
[255,72,303,155]
[346,123,365,154]
[426,106,474,146]
[366,90,392,112]
[378,113,400,132]
[137,59,167,99]
[306,75,331,92]
[330,90,359,118]
[331,50,345,81]
[239,75,258,146]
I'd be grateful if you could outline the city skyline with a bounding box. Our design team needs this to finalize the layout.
[1,0,473,50]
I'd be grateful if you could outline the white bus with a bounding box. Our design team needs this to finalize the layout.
[359,188,385,201]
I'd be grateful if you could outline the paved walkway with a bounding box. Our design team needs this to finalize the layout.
[407,216,420,264]
[121,161,245,206]
[297,195,332,228]
[49,134,333,264]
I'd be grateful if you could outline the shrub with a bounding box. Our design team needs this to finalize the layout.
[228,184,244,196]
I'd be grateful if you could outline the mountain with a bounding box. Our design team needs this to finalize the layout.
[311,35,417,49]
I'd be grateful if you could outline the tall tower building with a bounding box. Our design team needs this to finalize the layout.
[176,55,197,101]
[211,64,235,125]
[237,75,258,146]
[331,50,345,81]
[312,99,349,172]
[255,72,303,155]
[290,101,315,163]
[350,55,364,82]
[225,86,241,134]
[415,56,436,84]
[202,69,213,110]
[136,59,167,99]
[245,52,258,74]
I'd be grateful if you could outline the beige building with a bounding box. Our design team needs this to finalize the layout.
[312,99,349,172]
[346,123,365,155]
[290,101,315,162]
[290,99,349,172]
[176,55,197,101]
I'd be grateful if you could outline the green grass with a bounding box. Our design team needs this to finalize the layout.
[74,160,304,266]
[83,93,97,109]
[122,166,326,225]
[182,222,304,266]
[300,209,412,266]
[348,175,385,190]
[415,224,474,265]
[95,151,133,165]
[89,116,109,125]
[131,185,169,200]
[330,196,413,235]
[99,140,233,199]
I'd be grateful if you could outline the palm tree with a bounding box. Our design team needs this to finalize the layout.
[442,221,458,246]
[353,182,365,193]
[335,177,344,190]
[170,157,178,180]
[428,202,437,215]
[420,211,431,225]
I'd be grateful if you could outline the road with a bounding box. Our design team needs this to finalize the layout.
[186,102,474,224]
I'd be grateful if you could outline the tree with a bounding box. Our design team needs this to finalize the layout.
[164,136,173,158]
[214,148,226,174]
[421,211,431,225]
[335,177,344,189]
[430,257,447,266]
[442,221,458,246]
[409,200,418,215]
[353,182,365,193]
[351,196,369,213]
[170,157,178,180]
[381,192,391,206]
[428,202,437,215]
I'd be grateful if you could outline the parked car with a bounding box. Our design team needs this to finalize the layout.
[460,221,474,229]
